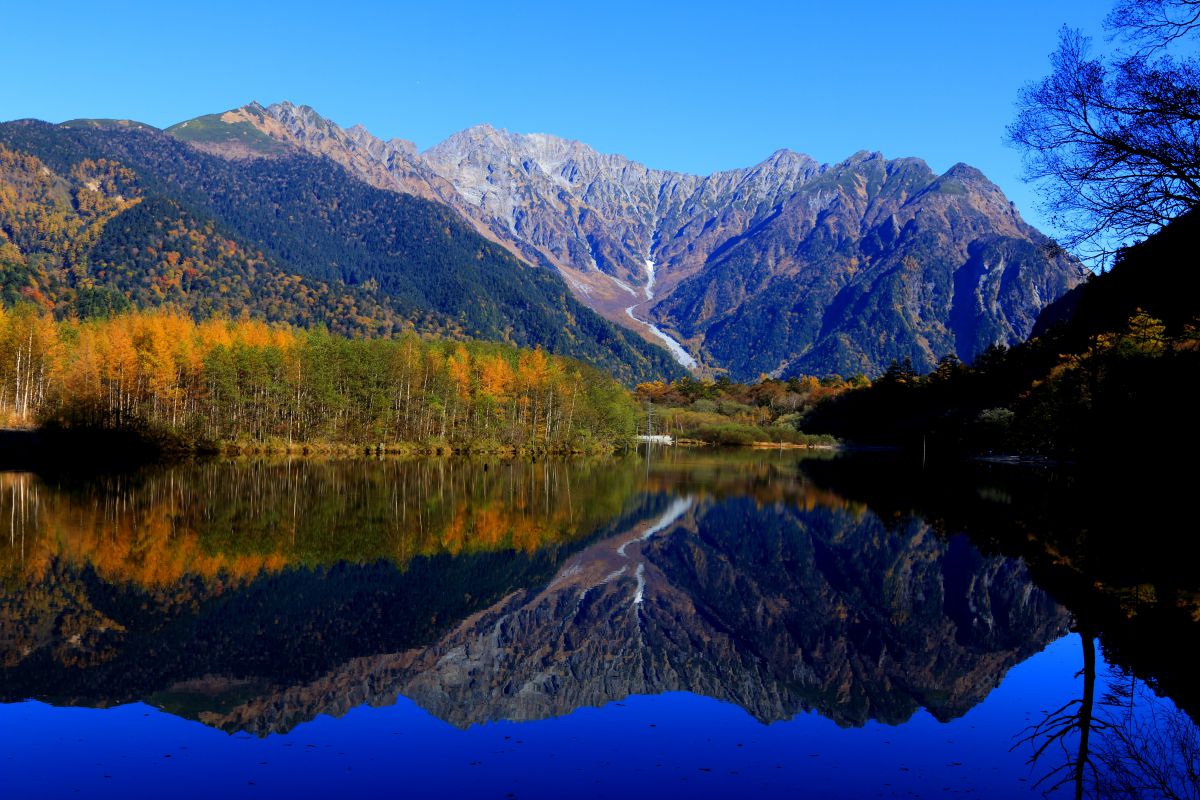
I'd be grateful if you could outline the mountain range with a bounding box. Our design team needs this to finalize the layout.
[2,102,1082,381]
[0,117,679,384]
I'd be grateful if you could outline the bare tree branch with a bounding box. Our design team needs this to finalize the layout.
[1109,0,1200,54]
[1009,2,1200,268]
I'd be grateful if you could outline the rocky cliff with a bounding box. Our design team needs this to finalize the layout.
[184,103,1080,378]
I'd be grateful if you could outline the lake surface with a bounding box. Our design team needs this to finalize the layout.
[1,450,1195,798]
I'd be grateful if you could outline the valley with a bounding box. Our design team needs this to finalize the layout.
[622,257,697,369]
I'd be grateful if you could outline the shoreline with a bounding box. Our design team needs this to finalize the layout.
[0,427,623,471]
[2,426,851,471]
[6,428,1077,470]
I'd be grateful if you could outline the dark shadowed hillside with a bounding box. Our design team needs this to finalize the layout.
[803,210,1200,458]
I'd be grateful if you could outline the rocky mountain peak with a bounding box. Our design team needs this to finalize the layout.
[941,162,990,184]
[160,101,1081,378]
[387,137,418,155]
[266,101,334,135]
[843,149,886,165]
[425,122,509,156]
[248,101,453,203]
[759,147,818,168]
[164,104,291,158]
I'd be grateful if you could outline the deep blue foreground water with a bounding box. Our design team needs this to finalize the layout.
[2,636,1086,799]
[1,454,1193,798]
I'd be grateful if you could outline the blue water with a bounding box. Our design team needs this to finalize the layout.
[2,637,1084,799]
[2,456,1193,798]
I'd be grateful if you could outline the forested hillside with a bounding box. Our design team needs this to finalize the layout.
[0,121,681,384]
[0,307,636,452]
[803,212,1200,459]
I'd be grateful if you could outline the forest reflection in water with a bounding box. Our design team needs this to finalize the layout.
[1,449,1196,798]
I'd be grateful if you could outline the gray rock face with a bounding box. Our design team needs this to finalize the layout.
[264,101,453,202]
[201,104,1081,378]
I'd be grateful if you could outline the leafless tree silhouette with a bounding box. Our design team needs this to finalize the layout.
[1017,628,1200,799]
[1010,0,1200,267]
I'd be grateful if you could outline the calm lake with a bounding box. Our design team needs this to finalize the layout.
[1,450,1195,799]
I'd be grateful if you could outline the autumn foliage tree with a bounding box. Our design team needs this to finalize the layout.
[0,307,636,451]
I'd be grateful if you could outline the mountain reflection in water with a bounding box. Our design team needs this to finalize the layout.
[1,450,1195,798]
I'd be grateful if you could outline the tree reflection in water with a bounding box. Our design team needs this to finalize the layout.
[1020,630,1199,799]
[2,451,1197,799]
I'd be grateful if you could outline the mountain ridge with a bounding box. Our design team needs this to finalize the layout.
[0,118,683,384]
[166,101,1080,378]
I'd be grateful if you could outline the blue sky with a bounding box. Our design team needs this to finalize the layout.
[3,0,1107,234]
